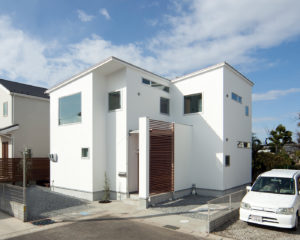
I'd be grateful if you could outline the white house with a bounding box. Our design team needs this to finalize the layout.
[0,79,50,158]
[46,57,253,206]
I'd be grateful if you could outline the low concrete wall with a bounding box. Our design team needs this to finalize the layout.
[208,208,239,233]
[0,198,27,221]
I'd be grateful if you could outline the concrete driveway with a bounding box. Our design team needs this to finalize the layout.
[7,215,205,240]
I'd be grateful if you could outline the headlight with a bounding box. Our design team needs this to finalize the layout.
[240,202,251,210]
[276,207,294,215]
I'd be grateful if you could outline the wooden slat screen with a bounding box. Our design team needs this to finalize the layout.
[0,158,49,183]
[149,119,174,195]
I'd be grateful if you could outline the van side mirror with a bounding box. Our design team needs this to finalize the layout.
[246,186,251,192]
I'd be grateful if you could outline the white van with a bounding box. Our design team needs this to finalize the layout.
[240,169,300,230]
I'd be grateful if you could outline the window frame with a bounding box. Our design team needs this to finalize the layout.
[108,90,122,111]
[184,93,203,115]
[58,92,82,126]
[3,101,8,117]
[160,97,170,115]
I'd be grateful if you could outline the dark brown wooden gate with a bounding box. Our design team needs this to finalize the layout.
[2,142,8,158]
[149,119,174,194]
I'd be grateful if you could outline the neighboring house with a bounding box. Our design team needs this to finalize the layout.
[46,56,253,205]
[0,79,49,158]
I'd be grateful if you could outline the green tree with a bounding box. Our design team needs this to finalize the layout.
[267,124,293,153]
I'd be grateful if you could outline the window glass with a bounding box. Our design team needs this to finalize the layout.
[252,177,295,195]
[109,91,121,111]
[3,102,8,116]
[160,97,170,114]
[59,93,81,125]
[142,78,150,85]
[225,155,230,167]
[232,92,242,103]
[245,106,249,116]
[142,78,169,93]
[184,94,202,114]
[81,148,89,158]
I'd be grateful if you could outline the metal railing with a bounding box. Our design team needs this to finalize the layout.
[207,189,246,222]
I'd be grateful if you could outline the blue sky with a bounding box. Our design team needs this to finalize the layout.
[0,0,299,141]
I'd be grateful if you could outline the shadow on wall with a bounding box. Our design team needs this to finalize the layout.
[171,86,224,190]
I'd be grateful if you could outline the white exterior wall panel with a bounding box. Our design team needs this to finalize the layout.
[172,68,224,190]
[50,73,94,192]
[223,67,252,189]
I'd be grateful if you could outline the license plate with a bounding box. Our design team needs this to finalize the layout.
[251,215,262,223]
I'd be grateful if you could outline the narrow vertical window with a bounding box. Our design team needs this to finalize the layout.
[245,106,249,116]
[160,97,170,115]
[108,91,121,111]
[225,155,230,167]
[81,148,89,158]
[3,102,8,116]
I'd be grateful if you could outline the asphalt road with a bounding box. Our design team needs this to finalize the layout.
[8,215,204,240]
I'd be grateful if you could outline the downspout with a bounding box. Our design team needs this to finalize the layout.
[11,93,14,157]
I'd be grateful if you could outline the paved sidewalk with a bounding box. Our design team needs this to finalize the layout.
[0,200,232,240]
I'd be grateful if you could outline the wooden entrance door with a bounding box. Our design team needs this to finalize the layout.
[2,142,8,158]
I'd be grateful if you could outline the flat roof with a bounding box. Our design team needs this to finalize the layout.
[261,169,300,178]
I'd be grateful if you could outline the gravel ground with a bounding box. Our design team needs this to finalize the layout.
[26,186,93,221]
[151,195,214,220]
[214,219,300,240]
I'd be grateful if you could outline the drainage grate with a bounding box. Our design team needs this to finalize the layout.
[31,218,55,226]
[163,225,180,230]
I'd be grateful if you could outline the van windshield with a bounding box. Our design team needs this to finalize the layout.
[252,177,295,195]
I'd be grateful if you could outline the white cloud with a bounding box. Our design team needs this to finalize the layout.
[99,8,110,20]
[253,88,300,101]
[77,10,94,22]
[1,0,300,87]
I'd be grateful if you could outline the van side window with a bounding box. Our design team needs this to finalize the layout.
[298,178,300,193]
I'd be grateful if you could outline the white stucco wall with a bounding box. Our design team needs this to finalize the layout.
[174,123,193,191]
[50,73,94,192]
[0,85,13,128]
[105,68,127,194]
[223,67,252,189]
[92,72,107,193]
[172,67,224,190]
[13,95,49,157]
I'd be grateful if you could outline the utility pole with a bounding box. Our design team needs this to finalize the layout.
[22,148,27,214]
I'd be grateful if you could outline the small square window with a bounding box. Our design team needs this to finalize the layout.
[184,93,202,114]
[109,91,121,111]
[225,155,230,167]
[81,148,89,158]
[3,102,8,116]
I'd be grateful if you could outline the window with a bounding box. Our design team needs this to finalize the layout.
[225,155,230,167]
[109,91,121,111]
[81,148,89,158]
[245,106,249,116]
[237,141,251,149]
[184,93,202,114]
[142,78,169,93]
[142,78,150,85]
[3,102,8,116]
[59,93,81,125]
[160,97,170,115]
[231,92,242,103]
